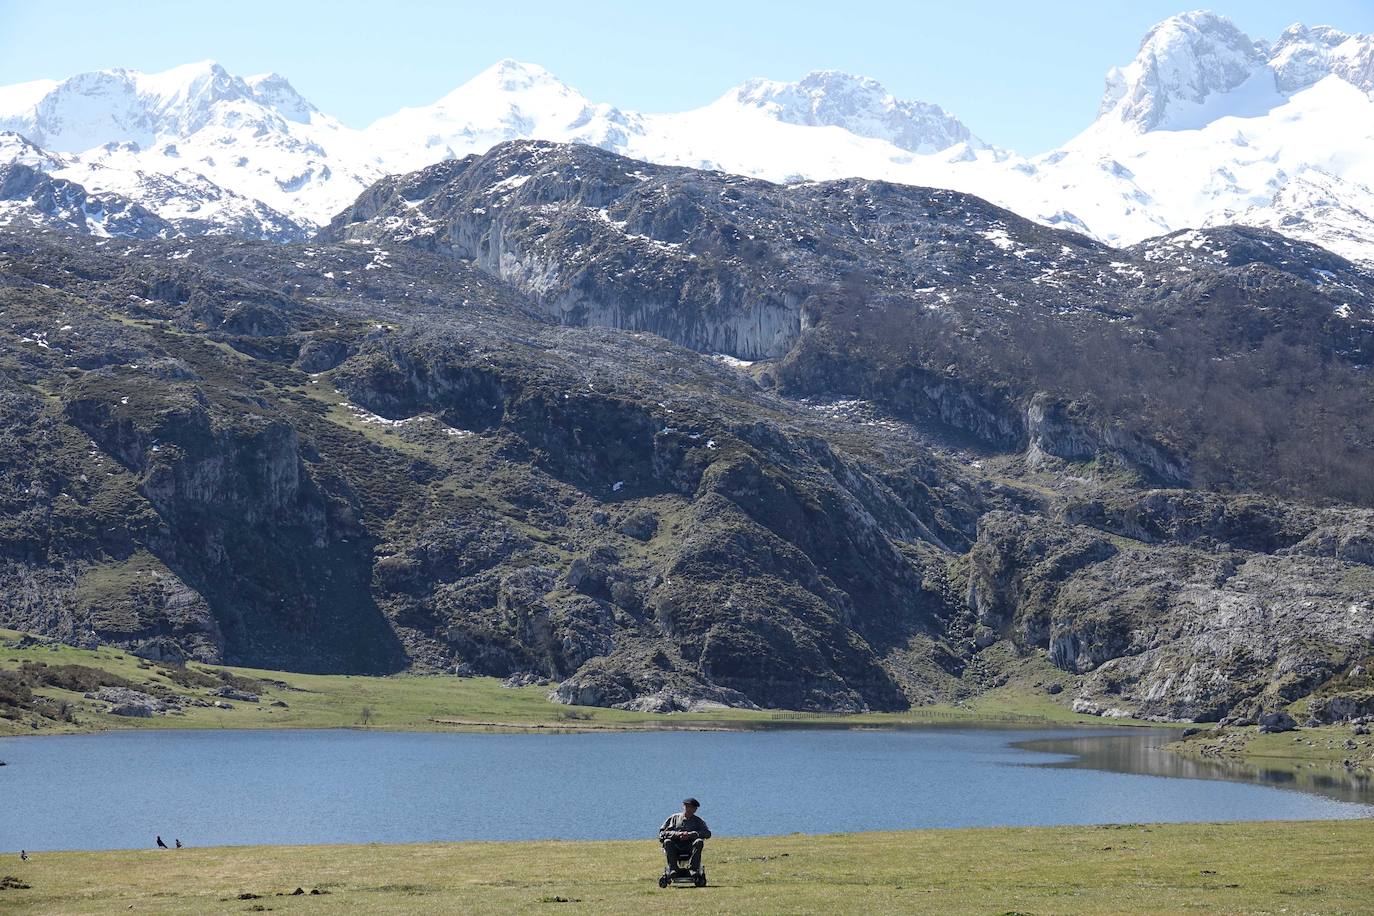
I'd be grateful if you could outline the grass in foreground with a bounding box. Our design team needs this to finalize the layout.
[2,821,1372,915]
[0,629,1110,738]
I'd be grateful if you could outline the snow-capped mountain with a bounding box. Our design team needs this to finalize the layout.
[1271,22,1374,93]
[1095,11,1271,132]
[365,60,645,174]
[0,60,381,233]
[0,130,64,170]
[618,75,1005,185]
[708,71,984,154]
[1031,12,1374,261]
[0,12,1371,263]
[1230,167,1374,258]
[362,59,994,183]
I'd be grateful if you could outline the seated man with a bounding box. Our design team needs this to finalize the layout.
[658,796,711,875]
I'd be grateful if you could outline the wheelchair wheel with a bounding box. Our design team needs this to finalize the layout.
[694,872,707,887]
[658,874,670,888]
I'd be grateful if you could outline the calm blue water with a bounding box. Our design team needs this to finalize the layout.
[0,727,1368,851]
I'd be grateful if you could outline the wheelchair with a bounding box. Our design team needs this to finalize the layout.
[658,833,707,887]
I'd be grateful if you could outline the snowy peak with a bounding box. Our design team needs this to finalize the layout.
[1270,23,1374,93]
[0,24,1371,264]
[0,60,280,151]
[723,70,982,153]
[1094,12,1374,136]
[365,59,640,172]
[0,60,378,231]
[245,72,318,123]
[0,60,345,154]
[1097,11,1270,132]
[454,58,570,96]
[0,160,172,238]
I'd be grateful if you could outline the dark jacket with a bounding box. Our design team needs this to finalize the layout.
[659,812,712,841]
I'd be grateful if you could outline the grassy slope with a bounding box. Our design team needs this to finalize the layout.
[0,629,1111,737]
[3,822,1373,915]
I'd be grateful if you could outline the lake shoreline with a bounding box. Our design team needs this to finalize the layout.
[0,627,1156,739]
[9,627,1366,786]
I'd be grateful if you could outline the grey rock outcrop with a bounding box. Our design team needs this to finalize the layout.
[1308,692,1374,724]
[0,162,172,239]
[214,686,259,703]
[96,686,177,716]
[1257,710,1298,733]
[964,506,1374,722]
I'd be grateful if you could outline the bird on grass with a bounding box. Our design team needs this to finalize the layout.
[156,836,168,849]
[19,850,27,861]
[175,839,183,849]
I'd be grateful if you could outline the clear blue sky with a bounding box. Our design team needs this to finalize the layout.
[1,1,1370,153]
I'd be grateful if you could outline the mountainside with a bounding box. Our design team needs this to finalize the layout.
[2,139,1372,724]
[0,11,1369,262]
[0,160,173,238]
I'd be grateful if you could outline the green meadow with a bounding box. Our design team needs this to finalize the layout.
[3,821,1372,915]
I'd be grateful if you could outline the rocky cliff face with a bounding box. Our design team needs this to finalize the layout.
[963,504,1374,722]
[1,140,1372,720]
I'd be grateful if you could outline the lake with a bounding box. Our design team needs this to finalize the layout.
[0,726,1369,851]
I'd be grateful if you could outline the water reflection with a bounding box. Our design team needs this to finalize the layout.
[1019,730,1374,805]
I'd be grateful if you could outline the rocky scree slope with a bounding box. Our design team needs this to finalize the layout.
[1,142,1373,721]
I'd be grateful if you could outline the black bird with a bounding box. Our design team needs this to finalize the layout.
[175,839,183,849]
[156,836,168,849]
[19,850,27,861]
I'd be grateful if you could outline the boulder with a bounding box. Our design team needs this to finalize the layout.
[616,510,659,541]
[133,638,188,665]
[501,671,549,688]
[1257,710,1298,733]
[95,686,176,716]
[215,686,259,703]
